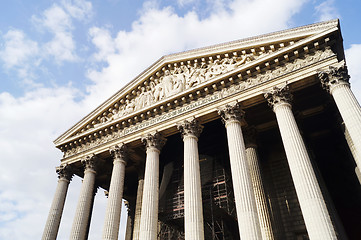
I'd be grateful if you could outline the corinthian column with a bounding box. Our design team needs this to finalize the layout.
[318,62,361,170]
[70,155,98,240]
[139,132,166,240]
[42,164,73,240]
[264,85,337,240]
[218,104,262,240]
[177,118,205,240]
[102,144,128,240]
[244,127,274,240]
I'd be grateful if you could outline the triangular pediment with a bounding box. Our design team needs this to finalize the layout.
[54,19,341,148]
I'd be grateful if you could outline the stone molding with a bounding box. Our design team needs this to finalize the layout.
[56,164,73,181]
[218,102,244,124]
[177,118,204,139]
[264,84,293,110]
[317,61,350,92]
[141,132,167,151]
[61,48,335,159]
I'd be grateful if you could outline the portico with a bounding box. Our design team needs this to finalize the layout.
[43,19,361,240]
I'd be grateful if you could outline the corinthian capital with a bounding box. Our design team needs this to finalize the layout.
[56,164,73,181]
[218,102,244,124]
[177,118,204,139]
[264,84,293,110]
[317,61,350,92]
[109,143,128,163]
[81,154,98,172]
[141,131,167,151]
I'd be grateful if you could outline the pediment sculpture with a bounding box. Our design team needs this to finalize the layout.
[91,53,263,129]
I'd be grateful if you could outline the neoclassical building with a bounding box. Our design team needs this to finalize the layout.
[42,19,361,240]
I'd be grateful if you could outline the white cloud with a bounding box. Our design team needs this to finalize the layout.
[0,29,40,84]
[32,4,78,63]
[0,0,93,87]
[61,0,93,20]
[30,0,92,63]
[89,27,116,62]
[315,0,340,22]
[0,30,39,69]
[346,44,361,103]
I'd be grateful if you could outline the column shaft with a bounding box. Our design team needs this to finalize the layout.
[70,157,97,240]
[332,83,361,169]
[246,145,274,240]
[183,135,204,240]
[344,125,361,164]
[139,147,160,240]
[132,178,144,240]
[42,177,70,240]
[124,210,133,240]
[274,102,337,239]
[102,144,127,240]
[225,121,262,239]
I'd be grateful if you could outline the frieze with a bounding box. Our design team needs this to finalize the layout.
[63,48,335,158]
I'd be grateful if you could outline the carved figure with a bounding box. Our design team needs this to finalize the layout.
[162,70,174,97]
[124,99,135,115]
[151,79,164,102]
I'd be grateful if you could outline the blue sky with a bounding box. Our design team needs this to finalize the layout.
[0,0,361,239]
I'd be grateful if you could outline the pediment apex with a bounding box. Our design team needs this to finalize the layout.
[54,19,340,146]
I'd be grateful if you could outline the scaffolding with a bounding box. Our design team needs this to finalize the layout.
[158,155,238,240]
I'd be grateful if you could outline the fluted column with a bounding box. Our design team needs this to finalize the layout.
[70,155,98,240]
[177,118,205,240]
[124,201,134,240]
[264,85,337,240]
[318,62,361,171]
[343,124,361,184]
[132,168,144,240]
[218,103,262,240]
[102,144,128,240]
[139,132,166,240]
[244,127,274,240]
[42,164,73,240]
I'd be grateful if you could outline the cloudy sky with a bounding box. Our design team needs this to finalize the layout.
[1,0,361,239]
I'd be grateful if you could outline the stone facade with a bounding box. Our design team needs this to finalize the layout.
[43,20,361,240]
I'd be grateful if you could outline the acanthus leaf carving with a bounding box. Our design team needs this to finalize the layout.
[56,164,73,181]
[317,61,350,92]
[141,131,167,151]
[177,118,203,139]
[218,102,245,124]
[264,84,293,110]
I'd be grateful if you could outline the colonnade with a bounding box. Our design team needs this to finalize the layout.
[42,63,361,240]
